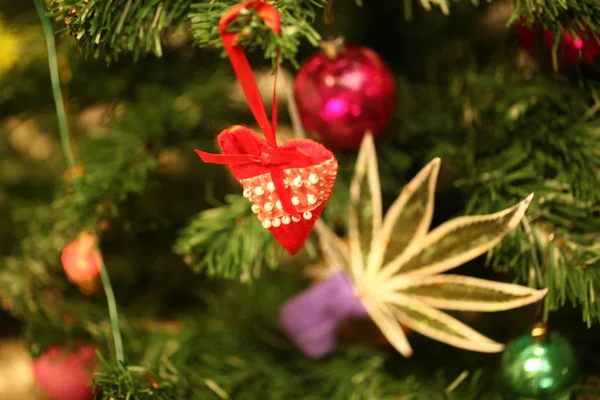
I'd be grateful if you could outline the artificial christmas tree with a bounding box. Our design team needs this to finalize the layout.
[0,0,599,398]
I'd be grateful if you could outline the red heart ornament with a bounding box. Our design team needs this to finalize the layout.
[197,126,338,254]
[195,1,339,255]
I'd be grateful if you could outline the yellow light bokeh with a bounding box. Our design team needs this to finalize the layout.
[0,18,20,74]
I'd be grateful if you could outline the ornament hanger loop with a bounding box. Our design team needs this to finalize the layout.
[219,0,281,147]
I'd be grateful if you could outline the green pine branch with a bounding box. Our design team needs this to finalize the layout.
[407,0,600,31]
[0,139,156,332]
[44,0,600,66]
[173,195,282,280]
[8,123,160,265]
[509,0,600,34]
[46,0,326,63]
[190,0,325,66]
[403,0,600,58]
[47,0,193,61]
[391,60,600,324]
[0,84,188,324]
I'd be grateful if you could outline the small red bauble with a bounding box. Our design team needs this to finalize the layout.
[33,345,97,400]
[517,21,600,67]
[61,232,101,292]
[294,37,397,151]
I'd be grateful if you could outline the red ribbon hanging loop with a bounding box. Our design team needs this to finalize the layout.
[218,1,281,146]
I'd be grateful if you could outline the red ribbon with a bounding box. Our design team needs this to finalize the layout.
[196,0,306,218]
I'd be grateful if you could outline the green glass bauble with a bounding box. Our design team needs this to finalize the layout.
[500,324,579,400]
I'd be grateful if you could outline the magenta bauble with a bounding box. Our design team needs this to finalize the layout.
[33,345,97,400]
[294,37,396,151]
[517,21,600,68]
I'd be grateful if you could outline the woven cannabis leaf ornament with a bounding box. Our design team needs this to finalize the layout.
[280,134,547,358]
[195,1,338,254]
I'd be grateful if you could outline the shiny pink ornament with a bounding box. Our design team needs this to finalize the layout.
[517,21,600,68]
[61,232,101,283]
[294,37,396,151]
[33,345,97,400]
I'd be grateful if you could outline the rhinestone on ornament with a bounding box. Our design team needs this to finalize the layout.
[243,188,252,198]
[255,186,265,196]
[282,216,291,225]
[265,202,274,212]
[292,196,300,206]
[303,211,312,220]
[272,217,281,227]
[262,219,272,229]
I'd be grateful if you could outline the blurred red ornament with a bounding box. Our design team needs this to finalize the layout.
[517,21,600,67]
[61,232,101,292]
[33,345,97,400]
[294,37,397,151]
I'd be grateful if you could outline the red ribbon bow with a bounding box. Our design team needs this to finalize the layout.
[195,1,305,218]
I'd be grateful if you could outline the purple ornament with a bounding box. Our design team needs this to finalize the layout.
[279,270,367,358]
